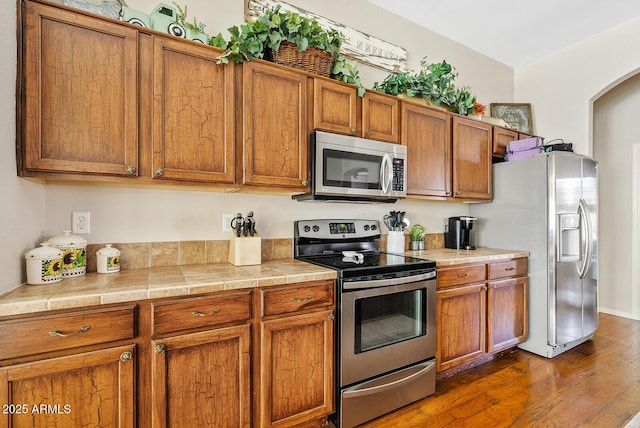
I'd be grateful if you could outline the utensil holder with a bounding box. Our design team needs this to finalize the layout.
[228,232,262,266]
[386,231,405,254]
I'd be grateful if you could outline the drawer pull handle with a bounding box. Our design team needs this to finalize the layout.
[120,351,133,362]
[291,295,312,302]
[48,325,90,337]
[457,273,470,278]
[505,267,515,271]
[192,308,221,317]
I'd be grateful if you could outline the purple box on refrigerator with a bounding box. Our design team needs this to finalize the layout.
[506,137,543,153]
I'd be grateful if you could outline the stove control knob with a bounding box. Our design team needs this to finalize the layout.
[303,225,311,233]
[364,224,370,231]
[370,223,377,231]
[312,225,320,232]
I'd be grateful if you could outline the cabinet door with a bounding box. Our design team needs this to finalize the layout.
[242,61,308,189]
[492,126,518,159]
[0,345,135,428]
[401,102,452,198]
[22,1,138,176]
[452,116,493,200]
[151,324,251,427]
[436,283,486,373]
[487,276,528,353]
[259,310,334,427]
[152,38,235,183]
[362,91,399,143]
[313,78,357,136]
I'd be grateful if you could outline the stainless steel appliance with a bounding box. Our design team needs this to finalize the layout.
[470,152,598,358]
[292,131,407,203]
[294,219,436,428]
[444,216,478,250]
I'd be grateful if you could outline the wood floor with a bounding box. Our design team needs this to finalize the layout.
[360,313,640,428]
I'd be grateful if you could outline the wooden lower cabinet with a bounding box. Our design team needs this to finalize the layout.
[488,276,528,352]
[0,345,135,428]
[436,258,528,374]
[151,325,251,427]
[257,281,335,427]
[259,310,334,427]
[0,281,336,427]
[437,283,486,372]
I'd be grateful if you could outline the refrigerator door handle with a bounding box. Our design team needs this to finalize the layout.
[578,198,593,279]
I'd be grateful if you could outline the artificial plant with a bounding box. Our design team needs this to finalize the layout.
[373,57,478,114]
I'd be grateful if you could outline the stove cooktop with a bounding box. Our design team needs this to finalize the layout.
[294,219,436,281]
[298,251,435,280]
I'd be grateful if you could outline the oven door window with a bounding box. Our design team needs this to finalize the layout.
[354,288,426,353]
[323,149,382,190]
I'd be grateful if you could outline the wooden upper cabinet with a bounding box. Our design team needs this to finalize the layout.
[362,91,399,143]
[492,126,518,159]
[241,61,308,189]
[151,38,235,183]
[22,1,138,176]
[401,102,452,198]
[452,116,493,200]
[313,78,358,136]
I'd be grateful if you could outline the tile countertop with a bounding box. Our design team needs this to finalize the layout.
[0,259,337,317]
[405,247,530,267]
[0,248,529,317]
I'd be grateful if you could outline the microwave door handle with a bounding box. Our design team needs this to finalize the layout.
[380,154,392,194]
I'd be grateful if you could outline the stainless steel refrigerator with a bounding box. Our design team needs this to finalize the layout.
[470,152,598,358]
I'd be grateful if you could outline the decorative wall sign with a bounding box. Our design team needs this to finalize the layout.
[490,103,534,134]
[245,0,407,72]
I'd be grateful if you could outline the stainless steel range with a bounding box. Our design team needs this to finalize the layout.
[294,219,437,428]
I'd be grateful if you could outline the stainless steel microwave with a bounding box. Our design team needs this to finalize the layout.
[293,131,407,203]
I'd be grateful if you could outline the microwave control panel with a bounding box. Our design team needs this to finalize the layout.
[392,158,405,191]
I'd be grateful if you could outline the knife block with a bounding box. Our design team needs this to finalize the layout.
[228,232,262,266]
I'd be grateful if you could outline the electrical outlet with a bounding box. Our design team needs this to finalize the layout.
[72,211,91,234]
[222,213,234,232]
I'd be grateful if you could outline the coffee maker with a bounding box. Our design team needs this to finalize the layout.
[445,216,478,250]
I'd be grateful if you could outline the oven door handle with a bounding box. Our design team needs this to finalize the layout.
[342,270,436,290]
[342,360,436,399]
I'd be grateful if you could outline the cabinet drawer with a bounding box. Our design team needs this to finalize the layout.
[0,305,135,360]
[437,264,486,288]
[152,291,251,336]
[261,281,335,317]
[488,258,528,280]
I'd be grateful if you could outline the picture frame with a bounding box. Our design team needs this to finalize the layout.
[490,103,533,134]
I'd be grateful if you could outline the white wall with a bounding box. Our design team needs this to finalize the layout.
[515,17,640,155]
[1,2,46,292]
[593,76,640,319]
[515,17,640,319]
[2,0,514,294]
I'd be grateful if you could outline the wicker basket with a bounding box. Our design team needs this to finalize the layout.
[267,41,334,77]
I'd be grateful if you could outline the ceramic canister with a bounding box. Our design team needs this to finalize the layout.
[96,244,121,274]
[25,242,63,285]
[48,230,87,277]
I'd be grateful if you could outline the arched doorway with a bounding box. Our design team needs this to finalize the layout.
[593,73,640,320]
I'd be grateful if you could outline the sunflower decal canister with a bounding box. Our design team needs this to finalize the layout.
[25,242,64,285]
[96,244,121,274]
[49,230,87,277]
